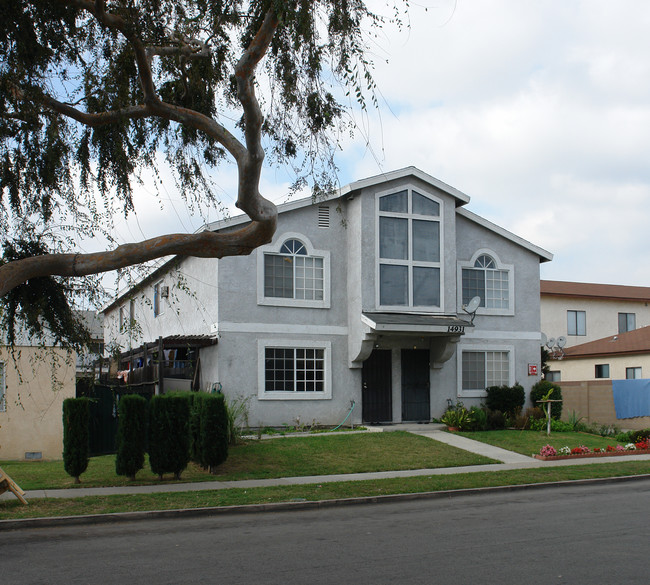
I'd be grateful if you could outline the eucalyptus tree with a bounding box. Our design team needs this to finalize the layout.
[0,0,404,347]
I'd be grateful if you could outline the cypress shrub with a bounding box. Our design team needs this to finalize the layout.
[62,397,90,484]
[148,393,191,480]
[189,392,205,464]
[530,380,563,419]
[485,384,525,417]
[115,394,147,480]
[199,393,229,473]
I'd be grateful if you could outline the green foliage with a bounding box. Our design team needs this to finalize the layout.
[148,393,191,480]
[1,1,407,348]
[530,417,574,433]
[189,393,204,464]
[224,393,251,445]
[487,409,506,430]
[467,406,488,432]
[485,384,525,417]
[1,238,92,350]
[441,402,473,430]
[530,380,563,419]
[617,429,650,443]
[115,394,147,480]
[198,394,229,473]
[62,397,90,483]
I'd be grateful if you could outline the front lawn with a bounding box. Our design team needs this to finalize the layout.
[0,431,495,490]
[458,430,623,456]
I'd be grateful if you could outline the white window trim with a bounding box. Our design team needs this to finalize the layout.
[0,361,6,412]
[257,339,332,400]
[257,232,331,309]
[375,183,445,312]
[457,342,515,398]
[457,249,515,317]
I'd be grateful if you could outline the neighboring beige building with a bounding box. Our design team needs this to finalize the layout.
[540,280,650,348]
[558,326,650,382]
[541,280,650,382]
[0,346,77,461]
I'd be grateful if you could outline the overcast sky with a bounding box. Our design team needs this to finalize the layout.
[110,0,650,288]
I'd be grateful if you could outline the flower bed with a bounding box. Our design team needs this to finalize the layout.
[535,441,650,461]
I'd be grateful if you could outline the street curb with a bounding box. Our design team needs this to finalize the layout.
[2,473,650,531]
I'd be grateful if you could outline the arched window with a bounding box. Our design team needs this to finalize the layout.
[263,238,325,301]
[461,253,510,310]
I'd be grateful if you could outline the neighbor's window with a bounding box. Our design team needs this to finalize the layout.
[378,188,441,308]
[595,364,610,378]
[567,310,586,336]
[546,371,561,382]
[461,350,510,393]
[461,254,511,310]
[618,312,636,334]
[626,367,642,379]
[153,281,164,317]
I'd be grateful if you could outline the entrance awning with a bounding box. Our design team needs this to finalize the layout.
[361,312,472,336]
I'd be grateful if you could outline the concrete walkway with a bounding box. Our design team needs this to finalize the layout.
[3,425,650,502]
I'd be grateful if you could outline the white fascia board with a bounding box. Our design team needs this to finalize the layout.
[457,207,553,263]
[343,166,471,205]
[203,166,472,233]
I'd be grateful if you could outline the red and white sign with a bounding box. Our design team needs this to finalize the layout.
[528,364,538,376]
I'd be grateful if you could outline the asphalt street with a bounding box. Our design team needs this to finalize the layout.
[2,478,650,584]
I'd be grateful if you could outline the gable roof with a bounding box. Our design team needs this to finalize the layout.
[563,325,650,359]
[541,280,650,302]
[457,208,552,263]
[204,166,471,233]
[104,167,552,310]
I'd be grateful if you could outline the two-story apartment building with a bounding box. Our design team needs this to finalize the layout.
[540,280,650,382]
[103,167,552,426]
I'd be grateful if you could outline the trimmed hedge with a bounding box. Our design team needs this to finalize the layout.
[148,393,191,480]
[530,380,563,419]
[198,393,229,473]
[115,394,147,480]
[485,384,525,417]
[62,397,90,484]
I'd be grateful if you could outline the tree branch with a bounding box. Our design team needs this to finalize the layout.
[0,220,276,298]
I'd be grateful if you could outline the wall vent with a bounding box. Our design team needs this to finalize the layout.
[318,206,330,228]
[25,452,42,460]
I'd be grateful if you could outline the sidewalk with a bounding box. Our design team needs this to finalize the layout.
[4,425,650,502]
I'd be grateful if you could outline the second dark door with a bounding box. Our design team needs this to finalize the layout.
[401,349,430,422]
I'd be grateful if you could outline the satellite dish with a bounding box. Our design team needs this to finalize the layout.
[557,336,566,348]
[541,333,548,347]
[546,337,556,349]
[463,296,481,314]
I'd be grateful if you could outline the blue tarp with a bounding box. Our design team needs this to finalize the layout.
[612,379,650,419]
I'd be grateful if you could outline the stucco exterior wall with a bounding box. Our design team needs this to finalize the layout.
[102,169,549,427]
[455,214,544,405]
[541,296,650,348]
[0,346,76,460]
[550,354,650,382]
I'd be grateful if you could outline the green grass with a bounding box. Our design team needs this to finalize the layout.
[0,432,494,490]
[457,430,624,456]
[2,460,650,521]
[3,430,649,522]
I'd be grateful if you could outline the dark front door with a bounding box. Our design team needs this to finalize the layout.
[401,349,430,422]
[362,349,392,423]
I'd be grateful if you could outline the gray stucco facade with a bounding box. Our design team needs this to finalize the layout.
[104,167,552,427]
